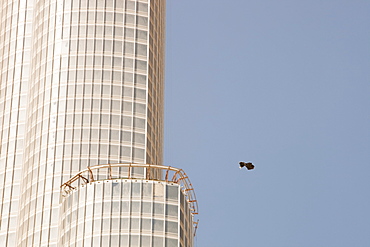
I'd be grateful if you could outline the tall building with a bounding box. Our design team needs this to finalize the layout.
[0,0,198,246]
[59,164,198,247]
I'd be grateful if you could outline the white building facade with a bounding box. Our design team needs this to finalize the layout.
[59,164,197,247]
[0,0,198,246]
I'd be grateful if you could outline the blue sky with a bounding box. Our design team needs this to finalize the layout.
[164,1,370,247]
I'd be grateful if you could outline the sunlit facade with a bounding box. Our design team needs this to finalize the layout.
[0,0,34,244]
[59,164,197,247]
[0,0,198,246]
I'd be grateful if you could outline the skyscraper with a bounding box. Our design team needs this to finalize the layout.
[59,163,198,247]
[0,0,198,246]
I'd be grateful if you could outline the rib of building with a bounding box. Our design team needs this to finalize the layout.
[0,0,198,246]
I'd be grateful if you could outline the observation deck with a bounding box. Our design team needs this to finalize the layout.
[61,163,199,235]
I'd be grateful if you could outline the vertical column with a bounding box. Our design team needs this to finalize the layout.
[146,0,166,166]
[0,0,34,245]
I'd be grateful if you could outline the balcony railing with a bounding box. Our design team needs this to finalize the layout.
[60,163,199,234]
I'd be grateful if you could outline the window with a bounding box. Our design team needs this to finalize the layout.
[166,185,178,201]
[153,219,163,232]
[131,183,141,198]
[166,221,178,234]
[166,205,178,217]
[125,14,135,25]
[153,203,164,215]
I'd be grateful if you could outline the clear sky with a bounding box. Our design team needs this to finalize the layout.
[164,1,370,247]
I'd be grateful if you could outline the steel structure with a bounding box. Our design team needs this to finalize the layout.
[61,163,199,232]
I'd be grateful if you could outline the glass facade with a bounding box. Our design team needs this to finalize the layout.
[59,179,194,247]
[0,0,189,246]
[0,0,34,245]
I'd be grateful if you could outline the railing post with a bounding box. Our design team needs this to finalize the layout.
[165,166,171,182]
[88,167,94,182]
[107,164,111,180]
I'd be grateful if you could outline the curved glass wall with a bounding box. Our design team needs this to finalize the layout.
[59,179,194,247]
[14,0,165,246]
[0,0,34,245]
[1,0,168,245]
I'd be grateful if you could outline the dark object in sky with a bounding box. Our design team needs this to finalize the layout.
[239,162,254,170]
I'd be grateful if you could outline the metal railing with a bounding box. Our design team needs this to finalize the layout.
[60,163,199,234]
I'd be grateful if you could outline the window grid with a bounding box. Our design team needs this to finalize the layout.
[1,0,167,246]
[60,179,190,247]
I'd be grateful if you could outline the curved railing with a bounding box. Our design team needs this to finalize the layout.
[60,163,199,234]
